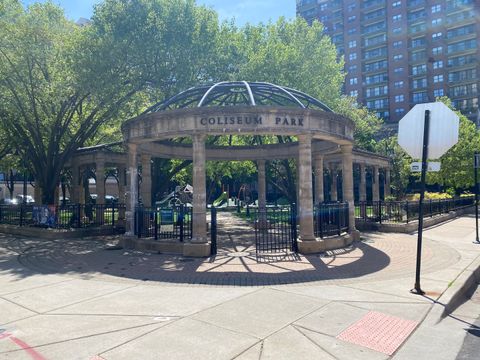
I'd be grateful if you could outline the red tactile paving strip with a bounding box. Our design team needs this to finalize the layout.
[336,311,418,355]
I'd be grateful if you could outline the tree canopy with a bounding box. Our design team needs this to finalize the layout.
[0,0,396,203]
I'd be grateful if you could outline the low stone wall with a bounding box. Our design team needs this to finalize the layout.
[356,205,474,233]
[0,224,123,239]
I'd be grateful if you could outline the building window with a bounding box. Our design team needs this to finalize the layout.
[433,60,443,69]
[365,47,387,59]
[348,64,358,73]
[348,28,357,35]
[433,89,444,97]
[411,38,426,48]
[412,78,427,89]
[350,90,359,97]
[347,3,356,11]
[394,67,404,73]
[394,81,404,89]
[348,15,356,23]
[395,95,405,102]
[395,108,405,115]
[320,3,327,11]
[392,1,402,7]
[432,32,442,40]
[350,77,358,85]
[366,85,388,97]
[364,60,388,72]
[393,14,402,22]
[393,40,403,48]
[348,40,357,48]
[412,91,428,103]
[432,46,443,55]
[349,52,357,60]
[433,75,444,83]
[365,73,388,85]
[393,27,402,34]
[431,4,441,13]
[412,64,427,76]
[432,18,442,26]
[366,98,389,109]
[447,39,477,54]
[393,54,403,61]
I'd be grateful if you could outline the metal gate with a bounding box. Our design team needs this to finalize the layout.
[254,205,298,255]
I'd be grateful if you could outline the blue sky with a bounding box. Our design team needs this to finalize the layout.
[22,0,296,25]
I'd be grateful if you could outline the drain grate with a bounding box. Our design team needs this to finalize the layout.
[336,311,418,355]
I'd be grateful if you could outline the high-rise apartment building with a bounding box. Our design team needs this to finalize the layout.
[297,0,480,127]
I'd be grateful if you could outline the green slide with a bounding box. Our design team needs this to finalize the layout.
[213,192,229,208]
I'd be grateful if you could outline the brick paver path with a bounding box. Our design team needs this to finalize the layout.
[0,212,460,286]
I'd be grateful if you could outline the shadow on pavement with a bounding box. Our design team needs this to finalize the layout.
[0,231,391,286]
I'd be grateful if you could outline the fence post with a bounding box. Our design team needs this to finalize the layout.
[318,204,323,239]
[19,205,24,227]
[179,205,184,242]
[137,207,142,239]
[211,206,217,255]
[291,203,298,252]
[112,204,115,227]
[337,203,341,236]
[430,199,433,217]
[379,201,383,224]
[154,209,158,241]
[406,201,409,224]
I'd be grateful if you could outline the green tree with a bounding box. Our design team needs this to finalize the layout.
[376,136,411,199]
[0,0,222,203]
[427,111,480,190]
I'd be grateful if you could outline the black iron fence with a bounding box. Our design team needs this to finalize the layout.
[0,203,126,229]
[254,205,298,254]
[134,205,192,241]
[314,202,349,238]
[355,196,475,224]
[211,206,217,255]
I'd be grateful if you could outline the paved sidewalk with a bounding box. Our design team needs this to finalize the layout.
[0,215,479,359]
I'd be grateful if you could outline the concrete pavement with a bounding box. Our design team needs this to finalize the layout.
[0,214,479,359]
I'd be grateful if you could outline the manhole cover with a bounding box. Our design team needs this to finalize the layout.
[227,251,250,257]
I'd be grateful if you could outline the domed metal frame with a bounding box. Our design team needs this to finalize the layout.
[144,81,333,114]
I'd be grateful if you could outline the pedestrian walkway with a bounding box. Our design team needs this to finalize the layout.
[0,215,478,359]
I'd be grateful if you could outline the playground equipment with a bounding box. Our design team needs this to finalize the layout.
[155,184,193,208]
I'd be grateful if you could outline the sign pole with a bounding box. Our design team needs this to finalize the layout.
[475,152,479,244]
[412,110,430,295]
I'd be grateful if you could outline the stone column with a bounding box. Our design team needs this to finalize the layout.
[314,154,324,204]
[191,134,207,244]
[342,144,357,233]
[118,165,126,224]
[359,163,367,202]
[71,163,80,204]
[372,165,380,202]
[385,168,391,197]
[140,154,152,208]
[297,134,315,241]
[95,160,106,205]
[125,143,138,235]
[330,165,338,202]
[257,160,267,211]
[95,158,106,224]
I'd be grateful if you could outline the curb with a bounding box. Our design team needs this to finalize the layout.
[439,252,480,319]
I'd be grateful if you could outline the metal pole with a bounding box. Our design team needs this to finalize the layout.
[474,152,479,244]
[412,110,430,295]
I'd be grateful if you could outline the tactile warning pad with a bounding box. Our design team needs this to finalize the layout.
[336,311,418,355]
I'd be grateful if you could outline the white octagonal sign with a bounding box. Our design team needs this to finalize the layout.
[398,102,459,159]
